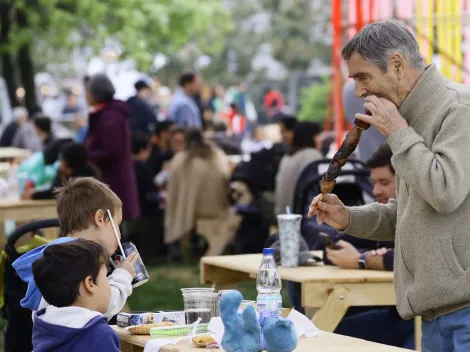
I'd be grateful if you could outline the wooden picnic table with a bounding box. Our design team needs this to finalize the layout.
[200,253,421,351]
[0,147,31,160]
[0,199,58,248]
[112,326,410,352]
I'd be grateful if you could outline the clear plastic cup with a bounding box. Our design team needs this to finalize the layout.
[180,288,215,294]
[182,292,218,324]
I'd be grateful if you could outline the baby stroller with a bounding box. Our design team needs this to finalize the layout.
[229,143,285,254]
[293,158,374,249]
[1,219,59,352]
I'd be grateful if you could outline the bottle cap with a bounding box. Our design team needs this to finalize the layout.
[263,248,274,256]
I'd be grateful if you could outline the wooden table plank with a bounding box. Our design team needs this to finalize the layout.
[0,147,31,159]
[201,254,393,284]
[0,200,58,249]
[112,326,410,351]
[0,200,57,222]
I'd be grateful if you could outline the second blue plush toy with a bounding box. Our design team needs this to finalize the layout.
[219,291,298,352]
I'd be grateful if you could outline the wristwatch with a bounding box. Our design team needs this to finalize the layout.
[358,252,367,269]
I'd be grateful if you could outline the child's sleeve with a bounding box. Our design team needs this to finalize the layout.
[106,268,133,320]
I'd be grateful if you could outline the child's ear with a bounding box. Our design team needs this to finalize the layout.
[94,209,105,228]
[83,275,95,295]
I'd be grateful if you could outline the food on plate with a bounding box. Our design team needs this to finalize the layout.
[192,335,217,347]
[128,322,176,335]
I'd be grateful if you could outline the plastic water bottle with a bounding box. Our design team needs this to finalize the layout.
[256,248,282,319]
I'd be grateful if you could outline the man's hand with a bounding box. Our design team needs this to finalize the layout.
[326,240,361,269]
[116,252,138,278]
[370,247,389,256]
[308,194,350,230]
[355,95,408,137]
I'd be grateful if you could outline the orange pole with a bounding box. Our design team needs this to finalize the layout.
[333,0,344,148]
[356,0,363,32]
[369,0,374,24]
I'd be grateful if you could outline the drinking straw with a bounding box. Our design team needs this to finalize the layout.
[286,206,291,215]
[107,209,126,259]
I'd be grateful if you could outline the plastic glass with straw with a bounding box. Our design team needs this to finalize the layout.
[107,209,149,288]
[276,207,301,268]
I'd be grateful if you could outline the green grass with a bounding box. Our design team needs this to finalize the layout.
[127,263,260,311]
[127,263,289,312]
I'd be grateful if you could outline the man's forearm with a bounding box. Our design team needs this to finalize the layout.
[344,199,397,241]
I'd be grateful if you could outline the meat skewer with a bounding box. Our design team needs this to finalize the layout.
[318,110,372,203]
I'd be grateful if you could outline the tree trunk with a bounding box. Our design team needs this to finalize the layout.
[288,69,301,114]
[0,2,18,108]
[16,9,38,115]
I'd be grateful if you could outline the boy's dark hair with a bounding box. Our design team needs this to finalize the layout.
[131,133,151,154]
[290,121,323,155]
[179,72,196,87]
[32,239,107,307]
[34,116,52,134]
[54,177,122,236]
[154,121,174,137]
[170,125,186,136]
[366,144,395,174]
[134,80,150,91]
[279,116,298,131]
[62,143,88,171]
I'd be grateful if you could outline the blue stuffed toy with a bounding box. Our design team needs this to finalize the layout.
[220,291,261,352]
[220,291,298,352]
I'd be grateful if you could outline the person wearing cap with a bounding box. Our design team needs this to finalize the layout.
[127,80,157,134]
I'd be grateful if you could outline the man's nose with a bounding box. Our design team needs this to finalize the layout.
[355,85,366,99]
[373,185,381,197]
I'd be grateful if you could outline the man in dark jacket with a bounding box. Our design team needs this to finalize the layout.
[129,133,165,260]
[127,80,157,134]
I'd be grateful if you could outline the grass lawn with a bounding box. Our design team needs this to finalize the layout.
[127,262,289,312]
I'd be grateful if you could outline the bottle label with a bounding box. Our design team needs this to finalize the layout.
[257,294,282,317]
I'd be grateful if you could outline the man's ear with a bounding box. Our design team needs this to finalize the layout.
[94,209,105,228]
[390,53,405,80]
[83,275,95,295]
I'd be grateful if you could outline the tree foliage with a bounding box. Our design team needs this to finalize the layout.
[8,0,230,70]
[297,77,331,122]
[260,0,331,71]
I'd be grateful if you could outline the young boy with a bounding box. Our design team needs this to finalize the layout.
[13,177,138,319]
[32,240,119,351]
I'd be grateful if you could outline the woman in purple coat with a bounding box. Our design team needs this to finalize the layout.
[85,74,140,221]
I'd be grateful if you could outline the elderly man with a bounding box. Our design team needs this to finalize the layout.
[309,20,470,351]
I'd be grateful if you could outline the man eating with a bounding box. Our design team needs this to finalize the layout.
[309,19,470,351]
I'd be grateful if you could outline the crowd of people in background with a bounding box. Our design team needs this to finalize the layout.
[0,67,413,349]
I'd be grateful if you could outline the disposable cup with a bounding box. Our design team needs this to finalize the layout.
[277,214,302,267]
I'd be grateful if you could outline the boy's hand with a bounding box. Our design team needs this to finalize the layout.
[116,252,138,278]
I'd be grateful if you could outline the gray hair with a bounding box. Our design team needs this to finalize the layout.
[13,107,28,121]
[86,74,115,103]
[342,19,425,71]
